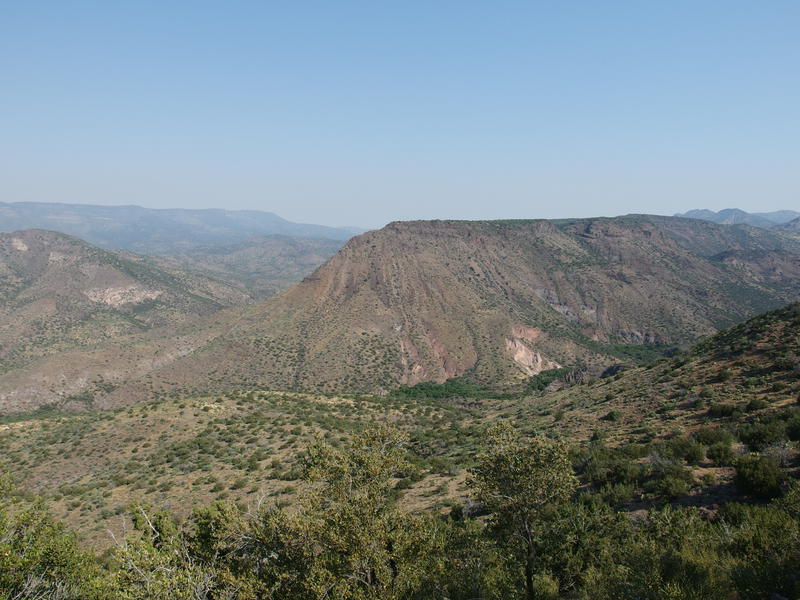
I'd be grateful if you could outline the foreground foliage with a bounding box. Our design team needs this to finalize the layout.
[2,423,800,600]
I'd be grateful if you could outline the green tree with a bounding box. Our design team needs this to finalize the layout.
[112,504,214,600]
[0,472,108,600]
[469,423,577,600]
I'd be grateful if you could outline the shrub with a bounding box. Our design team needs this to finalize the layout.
[737,421,787,451]
[735,456,784,499]
[645,461,695,500]
[693,427,734,447]
[596,482,636,506]
[708,403,739,418]
[717,368,733,382]
[707,442,735,466]
[745,398,768,412]
[660,437,705,464]
[787,416,800,441]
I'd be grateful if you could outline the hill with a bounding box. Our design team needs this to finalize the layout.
[509,301,800,444]
[2,215,799,413]
[777,216,800,234]
[0,201,360,252]
[0,230,253,378]
[675,208,800,228]
[135,215,800,395]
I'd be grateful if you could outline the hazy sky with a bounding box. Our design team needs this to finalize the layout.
[2,2,798,229]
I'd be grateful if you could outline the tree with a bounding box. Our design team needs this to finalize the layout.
[296,425,444,599]
[469,422,577,600]
[184,426,456,599]
[0,472,108,600]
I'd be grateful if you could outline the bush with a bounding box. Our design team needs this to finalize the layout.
[745,398,769,412]
[596,482,636,506]
[784,414,800,441]
[693,427,734,447]
[659,437,705,464]
[708,403,739,418]
[735,456,784,499]
[737,421,787,451]
[707,442,735,466]
[645,461,695,500]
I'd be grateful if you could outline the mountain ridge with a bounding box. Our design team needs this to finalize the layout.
[674,208,800,228]
[0,201,361,252]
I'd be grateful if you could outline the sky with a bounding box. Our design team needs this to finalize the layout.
[1,2,798,229]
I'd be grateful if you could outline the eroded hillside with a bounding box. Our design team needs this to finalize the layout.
[2,216,799,412]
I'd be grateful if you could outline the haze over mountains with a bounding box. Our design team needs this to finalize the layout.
[675,208,800,229]
[144,235,344,301]
[0,201,360,252]
[2,214,799,414]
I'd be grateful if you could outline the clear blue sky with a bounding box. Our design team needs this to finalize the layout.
[2,1,798,228]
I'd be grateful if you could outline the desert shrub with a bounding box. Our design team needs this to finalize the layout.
[717,368,733,382]
[706,442,735,466]
[576,447,643,487]
[737,421,787,451]
[708,403,739,418]
[719,496,800,599]
[658,437,705,464]
[786,416,800,441]
[644,461,695,500]
[596,482,637,506]
[527,368,573,392]
[619,442,650,459]
[692,426,734,447]
[735,455,784,499]
[745,398,768,412]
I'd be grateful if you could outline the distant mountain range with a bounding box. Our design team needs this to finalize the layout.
[0,201,362,252]
[675,208,800,229]
[3,214,800,413]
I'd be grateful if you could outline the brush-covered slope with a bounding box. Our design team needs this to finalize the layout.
[513,301,800,442]
[0,230,250,373]
[135,215,800,395]
[2,304,798,547]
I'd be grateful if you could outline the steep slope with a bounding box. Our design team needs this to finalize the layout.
[146,235,344,300]
[0,230,248,374]
[2,215,799,413]
[0,201,360,251]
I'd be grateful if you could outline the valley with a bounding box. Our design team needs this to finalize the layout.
[2,300,798,552]
[0,214,798,599]
[2,215,799,413]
